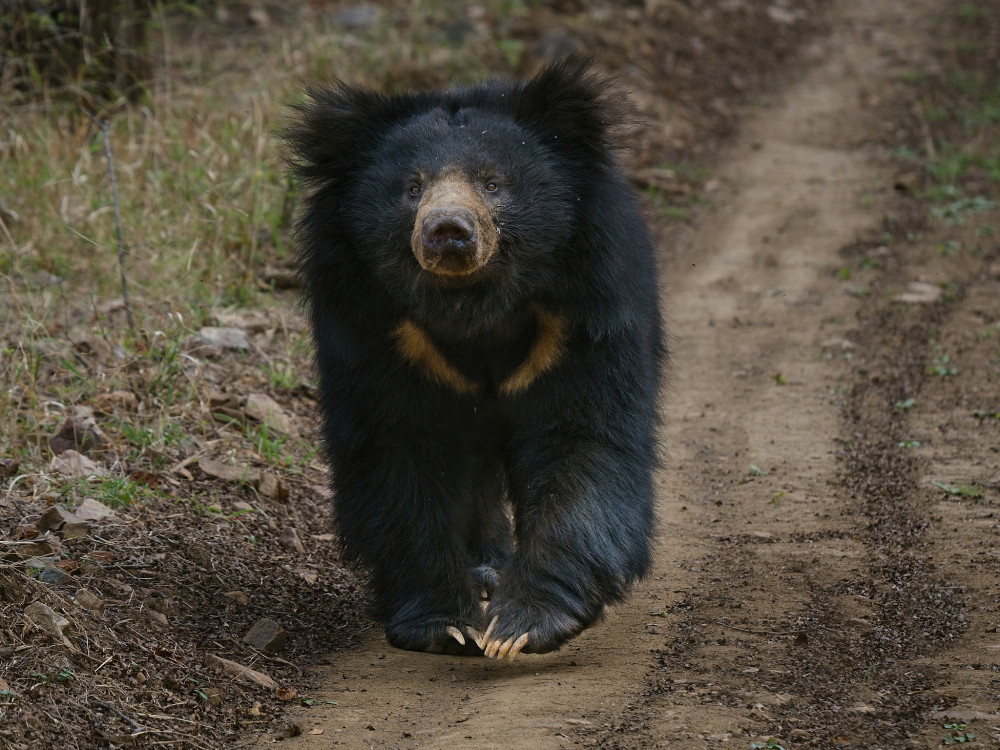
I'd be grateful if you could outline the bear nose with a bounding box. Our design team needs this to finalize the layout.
[421,209,477,257]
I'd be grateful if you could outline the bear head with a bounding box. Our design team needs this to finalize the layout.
[283,58,627,339]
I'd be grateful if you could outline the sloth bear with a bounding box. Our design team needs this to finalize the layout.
[283,58,664,661]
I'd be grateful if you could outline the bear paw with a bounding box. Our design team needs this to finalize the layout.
[475,605,587,662]
[385,617,485,656]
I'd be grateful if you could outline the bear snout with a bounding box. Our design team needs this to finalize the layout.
[411,173,498,279]
[421,209,477,261]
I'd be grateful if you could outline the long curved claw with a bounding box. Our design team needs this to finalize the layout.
[482,615,498,646]
[444,626,465,647]
[465,626,485,650]
[495,637,516,660]
[507,632,530,662]
[484,636,501,659]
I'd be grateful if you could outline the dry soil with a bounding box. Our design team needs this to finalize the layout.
[275,0,999,747]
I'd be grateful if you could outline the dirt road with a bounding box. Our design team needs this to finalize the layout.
[280,0,998,746]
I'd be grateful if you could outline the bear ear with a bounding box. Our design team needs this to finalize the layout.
[514,56,626,161]
[280,83,429,186]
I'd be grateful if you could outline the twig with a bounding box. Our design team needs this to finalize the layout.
[85,112,136,334]
[89,697,145,733]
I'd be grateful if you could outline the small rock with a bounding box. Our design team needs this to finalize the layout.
[37,506,82,532]
[51,450,107,478]
[294,567,319,585]
[247,7,270,27]
[49,416,104,455]
[199,458,260,485]
[75,588,105,614]
[820,336,854,350]
[225,591,251,606]
[12,540,55,558]
[12,523,38,540]
[144,606,168,626]
[243,617,288,653]
[197,326,249,351]
[201,687,225,706]
[74,498,119,522]
[894,281,942,304]
[244,393,299,436]
[0,458,18,479]
[213,310,271,333]
[24,601,72,646]
[259,473,289,501]
[280,527,306,554]
[25,557,72,586]
[61,521,91,539]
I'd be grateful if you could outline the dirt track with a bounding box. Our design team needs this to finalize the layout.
[279,0,999,747]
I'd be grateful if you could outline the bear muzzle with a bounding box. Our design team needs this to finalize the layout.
[411,173,498,281]
[419,208,478,274]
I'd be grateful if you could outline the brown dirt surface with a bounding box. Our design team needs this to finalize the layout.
[2,0,998,748]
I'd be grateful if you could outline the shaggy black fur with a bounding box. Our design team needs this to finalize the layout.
[282,58,665,655]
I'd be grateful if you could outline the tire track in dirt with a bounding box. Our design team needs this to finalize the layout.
[588,0,991,747]
[274,0,962,747]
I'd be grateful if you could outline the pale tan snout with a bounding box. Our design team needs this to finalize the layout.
[411,174,497,277]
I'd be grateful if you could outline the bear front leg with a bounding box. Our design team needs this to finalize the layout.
[332,441,487,655]
[480,435,655,661]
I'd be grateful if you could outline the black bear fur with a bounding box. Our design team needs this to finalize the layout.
[282,58,665,656]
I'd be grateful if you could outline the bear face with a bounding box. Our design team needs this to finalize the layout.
[283,59,664,661]
[284,60,629,342]
[350,106,575,332]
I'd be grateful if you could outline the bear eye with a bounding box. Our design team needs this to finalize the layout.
[484,180,498,193]
[408,183,422,197]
